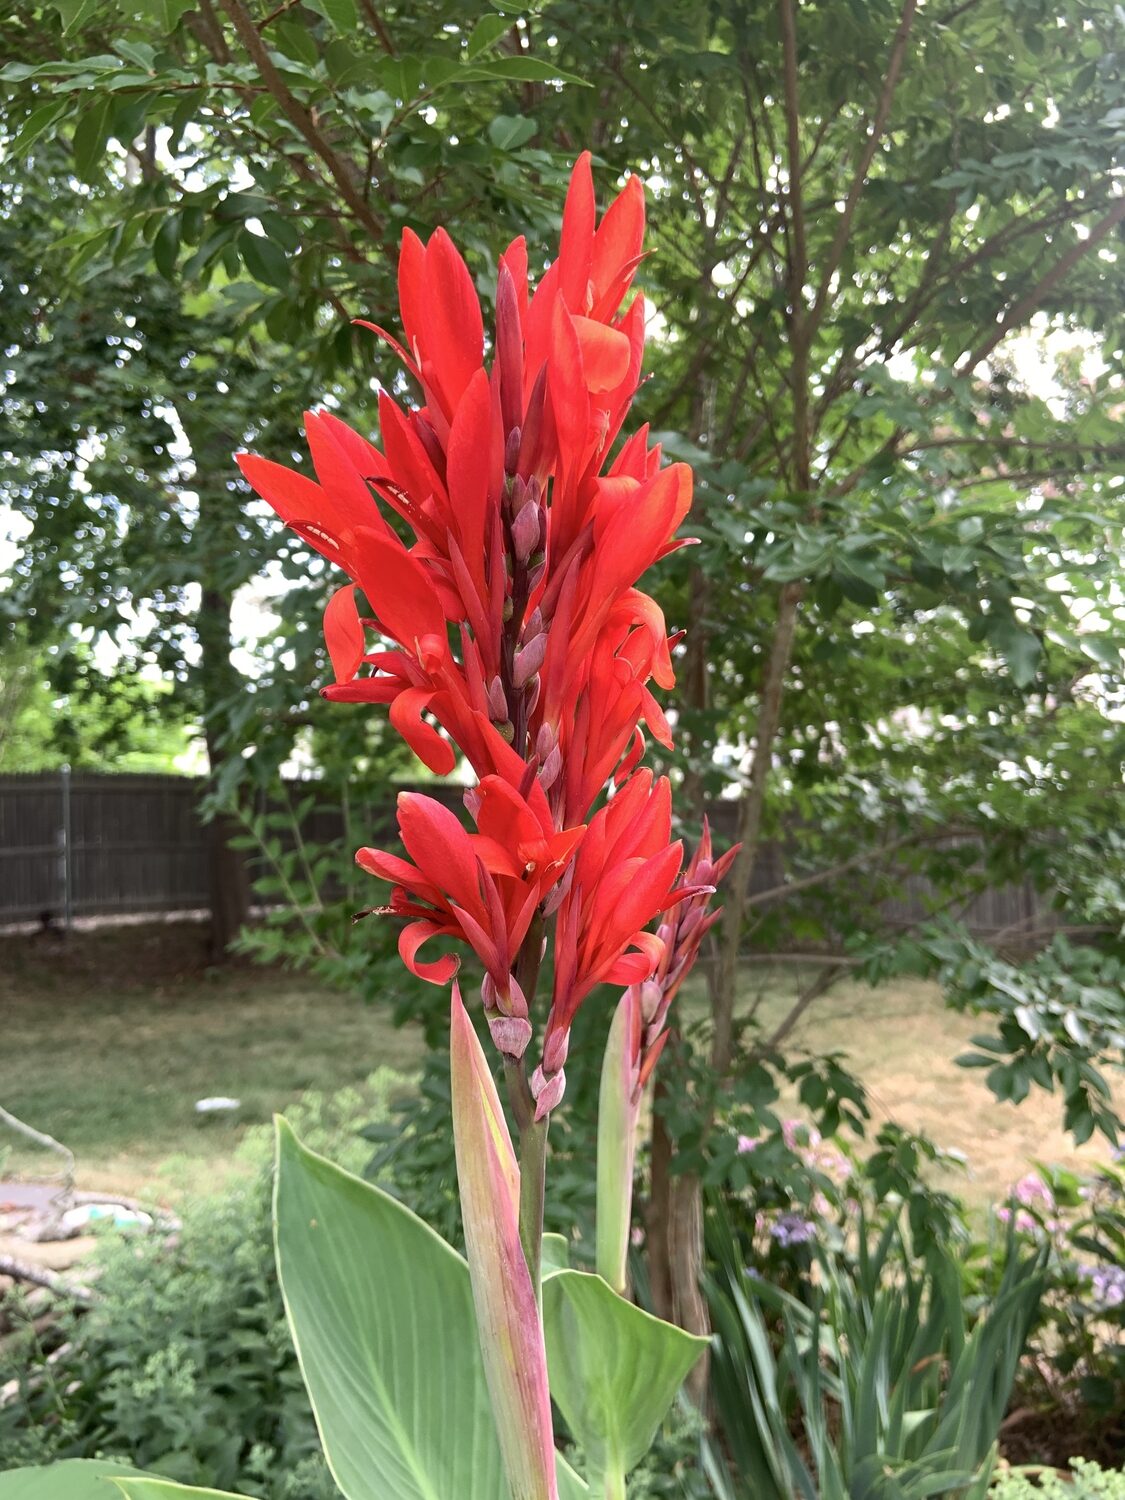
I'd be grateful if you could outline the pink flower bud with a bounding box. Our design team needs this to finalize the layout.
[487,675,509,720]
[639,979,664,1026]
[538,743,562,791]
[514,632,547,687]
[511,501,540,564]
[531,1066,566,1120]
[488,1013,533,1058]
[542,1027,569,1076]
[504,426,522,475]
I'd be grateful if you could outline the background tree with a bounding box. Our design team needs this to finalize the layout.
[2,0,1122,1341]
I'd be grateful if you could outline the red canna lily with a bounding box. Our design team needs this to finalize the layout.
[237,154,734,1109]
[357,786,582,1058]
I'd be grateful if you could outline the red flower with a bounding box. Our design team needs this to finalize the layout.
[531,771,710,1114]
[236,154,735,1105]
[357,784,582,1058]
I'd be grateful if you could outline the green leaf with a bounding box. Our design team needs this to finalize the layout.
[467,14,510,58]
[488,114,537,150]
[463,55,590,86]
[0,1461,154,1499]
[153,215,180,279]
[115,1485,252,1499]
[307,0,358,32]
[52,0,101,33]
[541,1230,571,1277]
[12,100,68,156]
[987,617,1041,687]
[274,1120,588,1500]
[544,1270,707,1483]
[72,95,112,182]
[237,228,290,291]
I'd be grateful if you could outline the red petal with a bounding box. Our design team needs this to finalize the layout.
[400,919,460,984]
[323,584,365,683]
[389,687,456,775]
[397,792,483,915]
[572,317,632,393]
[351,529,446,652]
[397,228,425,358]
[559,151,595,311]
[422,227,484,414]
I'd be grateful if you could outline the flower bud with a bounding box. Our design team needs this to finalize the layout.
[511,500,541,564]
[487,675,509,721]
[537,743,562,791]
[488,1013,533,1058]
[542,1027,569,1077]
[496,263,524,438]
[514,632,548,687]
[504,426,522,477]
[531,1065,566,1120]
[639,979,664,1026]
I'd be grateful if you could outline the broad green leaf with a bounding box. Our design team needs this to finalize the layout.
[12,100,68,156]
[488,114,537,151]
[115,1484,251,1499]
[72,95,112,182]
[52,0,101,33]
[237,229,289,291]
[153,216,180,280]
[274,1120,588,1500]
[0,1461,152,1499]
[275,1119,503,1500]
[541,1231,570,1277]
[544,1270,708,1483]
[462,56,590,86]
[307,0,358,32]
[467,15,510,59]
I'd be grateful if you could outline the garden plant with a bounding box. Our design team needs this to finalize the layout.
[1,157,740,1500]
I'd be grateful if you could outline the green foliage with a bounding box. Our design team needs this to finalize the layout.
[0,1462,155,1500]
[274,1121,509,1500]
[0,1081,388,1494]
[704,1204,1048,1500]
[989,1461,1125,1500]
[939,932,1125,1143]
[986,1159,1125,1447]
[542,1271,705,1488]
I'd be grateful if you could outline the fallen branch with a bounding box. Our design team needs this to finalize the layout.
[0,1254,93,1306]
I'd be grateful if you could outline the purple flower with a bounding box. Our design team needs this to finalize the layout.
[771,1212,816,1248]
[737,1134,761,1154]
[1083,1264,1125,1310]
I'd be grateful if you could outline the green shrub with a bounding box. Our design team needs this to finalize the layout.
[989,1460,1125,1500]
[0,1076,400,1496]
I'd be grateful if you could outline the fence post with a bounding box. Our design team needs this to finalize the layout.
[60,763,73,930]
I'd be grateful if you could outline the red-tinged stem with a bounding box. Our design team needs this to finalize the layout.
[506,907,550,1295]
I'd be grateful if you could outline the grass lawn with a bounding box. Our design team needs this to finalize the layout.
[1,922,1119,1208]
[0,921,425,1201]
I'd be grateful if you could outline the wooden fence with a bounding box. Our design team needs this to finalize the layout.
[0,770,1049,935]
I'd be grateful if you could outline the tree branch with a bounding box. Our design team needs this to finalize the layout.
[957,195,1125,374]
[712,580,803,1077]
[808,0,918,336]
[215,0,385,242]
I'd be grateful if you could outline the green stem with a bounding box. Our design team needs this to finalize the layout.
[597,1463,627,1500]
[518,1113,549,1299]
